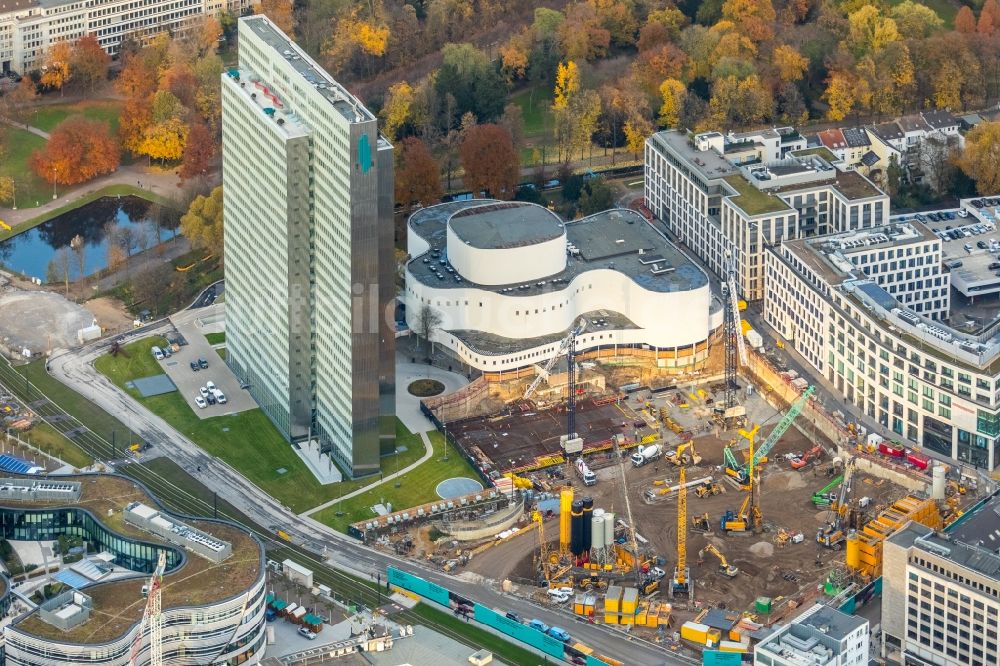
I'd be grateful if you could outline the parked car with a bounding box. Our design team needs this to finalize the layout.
[297,627,317,640]
[199,386,210,398]
[547,626,571,642]
[505,611,523,623]
[195,396,207,409]
[958,209,969,217]
[650,566,666,580]
[198,357,209,369]
[978,241,988,249]
[529,619,550,634]
[206,392,217,405]
[190,361,200,371]
[206,380,217,392]
[212,389,227,404]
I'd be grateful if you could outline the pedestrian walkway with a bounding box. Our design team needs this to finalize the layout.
[299,431,433,517]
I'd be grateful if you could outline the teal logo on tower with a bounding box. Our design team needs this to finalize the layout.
[358,134,371,174]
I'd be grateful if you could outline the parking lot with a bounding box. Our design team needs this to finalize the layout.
[159,305,257,419]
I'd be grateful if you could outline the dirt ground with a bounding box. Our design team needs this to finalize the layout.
[0,290,94,354]
[84,296,132,332]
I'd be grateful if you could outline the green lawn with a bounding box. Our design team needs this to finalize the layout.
[312,429,478,532]
[93,338,477,514]
[510,85,554,138]
[205,332,226,345]
[0,127,50,210]
[23,422,92,469]
[31,100,123,135]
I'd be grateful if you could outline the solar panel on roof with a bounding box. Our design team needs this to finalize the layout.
[0,455,34,474]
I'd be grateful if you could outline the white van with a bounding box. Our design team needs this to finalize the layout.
[212,388,227,404]
[151,346,164,361]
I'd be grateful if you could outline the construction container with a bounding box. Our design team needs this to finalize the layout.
[621,587,639,615]
[755,597,772,613]
[707,628,722,644]
[719,640,748,653]
[681,621,710,643]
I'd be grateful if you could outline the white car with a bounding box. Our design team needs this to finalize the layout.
[212,388,227,404]
[957,209,969,218]
[650,567,666,580]
[297,627,316,640]
[199,386,210,398]
[206,380,217,392]
[546,588,571,602]
[195,396,207,409]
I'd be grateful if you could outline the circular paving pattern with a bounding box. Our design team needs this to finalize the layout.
[407,379,446,397]
[436,477,484,499]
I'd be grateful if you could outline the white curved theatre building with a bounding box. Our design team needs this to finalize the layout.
[405,201,723,375]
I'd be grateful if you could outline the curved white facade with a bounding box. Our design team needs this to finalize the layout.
[405,202,723,373]
[5,571,267,666]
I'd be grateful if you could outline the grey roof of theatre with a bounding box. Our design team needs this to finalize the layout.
[449,202,564,249]
[408,201,709,295]
[890,521,1000,582]
[843,127,871,148]
[922,109,958,129]
[242,16,374,123]
[797,606,867,641]
[450,311,640,356]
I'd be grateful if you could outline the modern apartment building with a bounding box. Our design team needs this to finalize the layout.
[882,501,1000,666]
[753,603,869,666]
[763,213,1000,469]
[0,0,251,74]
[644,129,888,301]
[222,16,395,478]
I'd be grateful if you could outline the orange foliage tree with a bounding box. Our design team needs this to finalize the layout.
[70,34,110,93]
[459,124,519,200]
[395,137,442,210]
[40,41,73,94]
[179,122,215,179]
[31,116,120,185]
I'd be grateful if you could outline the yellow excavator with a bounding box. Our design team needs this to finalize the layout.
[698,544,739,577]
[695,481,722,498]
[666,442,702,466]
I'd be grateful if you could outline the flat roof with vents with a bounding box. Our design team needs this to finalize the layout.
[449,203,564,249]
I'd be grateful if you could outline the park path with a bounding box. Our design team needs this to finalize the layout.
[298,431,434,518]
[1,118,49,139]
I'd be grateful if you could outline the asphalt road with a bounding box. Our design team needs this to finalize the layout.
[43,329,695,666]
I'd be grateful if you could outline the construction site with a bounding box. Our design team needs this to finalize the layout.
[363,279,981,656]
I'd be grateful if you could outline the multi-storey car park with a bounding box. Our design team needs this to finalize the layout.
[0,0,252,74]
[882,492,1000,666]
[644,129,888,301]
[403,201,723,376]
[763,214,1000,470]
[0,474,266,665]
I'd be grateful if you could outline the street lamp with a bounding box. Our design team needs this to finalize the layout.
[51,167,57,200]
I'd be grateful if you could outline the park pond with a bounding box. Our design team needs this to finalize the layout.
[0,196,180,281]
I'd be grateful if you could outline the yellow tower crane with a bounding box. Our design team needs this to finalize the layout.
[671,467,692,601]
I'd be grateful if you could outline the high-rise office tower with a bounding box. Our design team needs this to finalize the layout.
[221,15,395,478]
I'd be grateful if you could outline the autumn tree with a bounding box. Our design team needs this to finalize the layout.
[624,117,652,156]
[709,74,773,128]
[721,0,776,43]
[823,70,857,121]
[31,116,120,185]
[69,34,109,93]
[140,117,189,163]
[578,177,617,215]
[116,52,157,99]
[772,44,808,82]
[380,81,413,141]
[119,97,153,156]
[395,137,442,210]
[434,44,507,128]
[179,122,214,180]
[256,0,294,37]
[959,122,1000,195]
[846,6,899,58]
[459,124,519,200]
[40,41,73,94]
[0,176,14,206]
[553,61,580,111]
[955,6,976,34]
[324,5,390,72]
[2,77,37,127]
[890,1,943,39]
[180,186,224,253]
[190,15,222,55]
[559,2,611,61]
[658,78,686,127]
[980,0,1000,35]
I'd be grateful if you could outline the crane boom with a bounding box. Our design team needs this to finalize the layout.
[751,386,814,469]
[677,467,686,582]
[727,267,749,367]
[130,551,167,666]
[523,319,586,400]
